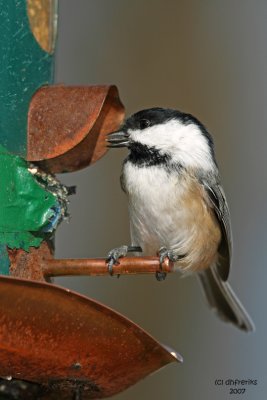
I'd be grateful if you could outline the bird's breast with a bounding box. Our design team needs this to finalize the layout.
[123,162,221,272]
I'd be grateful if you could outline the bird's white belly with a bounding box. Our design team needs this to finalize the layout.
[123,162,221,272]
[124,163,192,256]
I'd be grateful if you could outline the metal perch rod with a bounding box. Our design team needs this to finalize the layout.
[42,257,174,278]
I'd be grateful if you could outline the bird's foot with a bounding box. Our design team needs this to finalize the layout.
[158,246,180,264]
[106,245,142,276]
[156,247,180,281]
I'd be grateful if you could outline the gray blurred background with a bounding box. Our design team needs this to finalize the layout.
[54,1,267,399]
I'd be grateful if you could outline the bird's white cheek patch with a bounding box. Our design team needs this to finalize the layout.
[129,121,214,172]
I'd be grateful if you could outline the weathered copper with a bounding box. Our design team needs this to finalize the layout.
[27,85,125,173]
[6,243,174,281]
[42,256,174,278]
[0,276,182,399]
[8,241,53,281]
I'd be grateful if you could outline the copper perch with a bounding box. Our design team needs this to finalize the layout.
[42,256,174,278]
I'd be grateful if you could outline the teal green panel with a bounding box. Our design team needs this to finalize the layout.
[0,244,10,275]
[0,0,54,156]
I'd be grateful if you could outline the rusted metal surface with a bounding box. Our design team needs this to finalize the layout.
[42,256,174,278]
[8,241,53,281]
[0,276,182,399]
[27,85,125,173]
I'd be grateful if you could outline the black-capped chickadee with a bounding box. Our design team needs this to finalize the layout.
[107,108,254,332]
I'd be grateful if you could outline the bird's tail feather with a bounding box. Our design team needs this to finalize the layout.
[198,267,255,332]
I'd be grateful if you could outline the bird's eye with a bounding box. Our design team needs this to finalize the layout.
[139,119,150,129]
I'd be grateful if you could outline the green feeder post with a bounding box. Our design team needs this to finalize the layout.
[0,0,57,155]
[0,0,59,276]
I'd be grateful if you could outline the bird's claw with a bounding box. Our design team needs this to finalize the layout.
[106,245,142,276]
[158,246,180,264]
[107,245,128,276]
[155,271,167,281]
[156,247,180,281]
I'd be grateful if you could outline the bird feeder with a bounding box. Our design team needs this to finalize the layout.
[0,1,182,399]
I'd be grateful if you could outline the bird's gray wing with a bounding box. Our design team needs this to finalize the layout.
[201,179,232,281]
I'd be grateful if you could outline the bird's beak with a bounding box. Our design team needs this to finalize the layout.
[106,131,130,148]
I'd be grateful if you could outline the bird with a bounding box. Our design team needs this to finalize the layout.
[106,107,254,332]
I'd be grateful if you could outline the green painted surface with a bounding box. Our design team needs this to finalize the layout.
[0,232,44,252]
[0,0,54,156]
[0,244,10,275]
[0,145,59,251]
